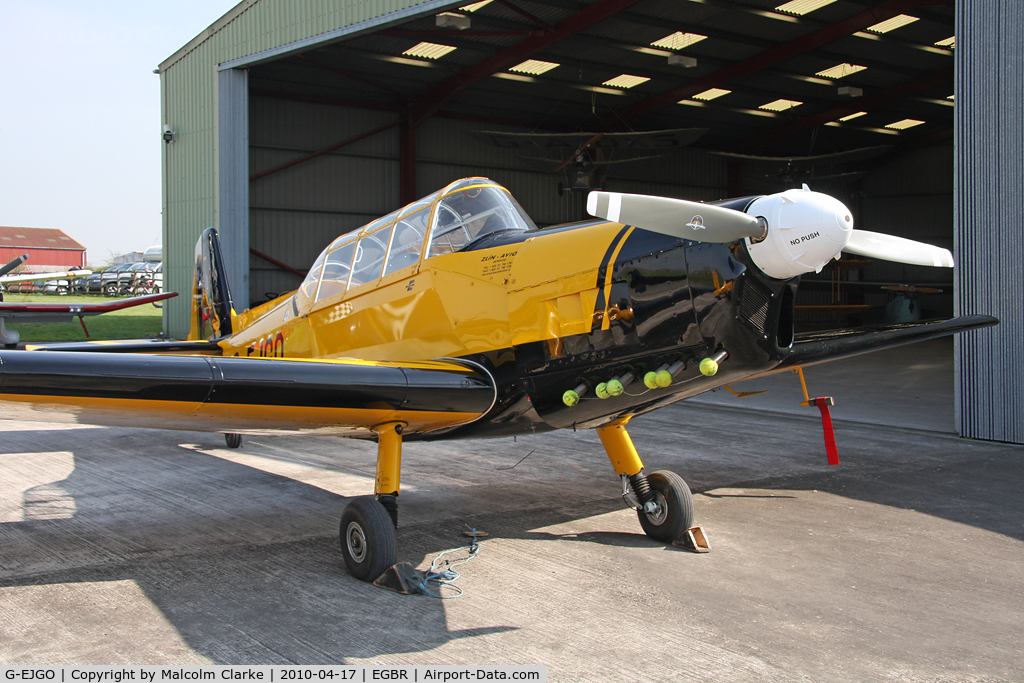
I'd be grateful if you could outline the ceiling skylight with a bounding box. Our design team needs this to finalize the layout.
[838,111,867,122]
[867,15,919,34]
[510,59,560,75]
[935,36,956,48]
[602,74,651,89]
[651,32,707,50]
[403,42,457,59]
[774,0,836,15]
[691,88,731,101]
[885,119,925,130]
[460,1,492,11]
[759,99,803,112]
[816,63,867,79]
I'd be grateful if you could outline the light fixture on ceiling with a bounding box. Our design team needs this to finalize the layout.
[602,74,651,89]
[774,0,836,16]
[867,14,919,34]
[403,42,457,60]
[885,119,925,130]
[651,32,706,50]
[759,99,803,112]
[837,111,867,122]
[816,63,867,79]
[691,88,731,101]
[510,59,560,75]
[436,12,470,29]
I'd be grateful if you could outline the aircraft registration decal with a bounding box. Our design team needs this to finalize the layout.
[248,331,285,357]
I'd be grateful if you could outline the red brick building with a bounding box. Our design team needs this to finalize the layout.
[0,226,86,270]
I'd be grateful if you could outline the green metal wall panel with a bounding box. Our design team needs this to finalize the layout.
[160,0,448,338]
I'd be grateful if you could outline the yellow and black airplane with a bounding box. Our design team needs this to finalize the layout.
[0,177,996,582]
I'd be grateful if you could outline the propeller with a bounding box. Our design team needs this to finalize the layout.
[586,191,765,244]
[844,230,954,268]
[0,254,29,279]
[586,187,955,280]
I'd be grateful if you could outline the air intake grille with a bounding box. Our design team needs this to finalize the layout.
[738,278,772,336]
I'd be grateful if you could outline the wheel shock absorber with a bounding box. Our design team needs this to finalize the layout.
[377,493,399,529]
[627,472,655,506]
[599,417,659,512]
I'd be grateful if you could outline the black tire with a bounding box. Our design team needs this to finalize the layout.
[637,470,694,543]
[103,282,119,297]
[56,285,69,295]
[224,433,242,449]
[340,496,397,582]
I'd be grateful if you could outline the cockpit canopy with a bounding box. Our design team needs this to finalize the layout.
[295,178,535,309]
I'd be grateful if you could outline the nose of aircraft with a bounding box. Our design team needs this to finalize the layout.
[818,192,854,248]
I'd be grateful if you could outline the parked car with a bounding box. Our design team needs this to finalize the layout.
[4,273,43,294]
[43,278,73,295]
[77,262,138,295]
[116,261,160,295]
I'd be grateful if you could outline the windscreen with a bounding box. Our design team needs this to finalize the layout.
[428,183,535,257]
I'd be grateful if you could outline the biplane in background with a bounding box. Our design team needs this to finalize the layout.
[468,128,707,195]
[0,253,174,348]
[0,177,995,582]
[709,144,893,189]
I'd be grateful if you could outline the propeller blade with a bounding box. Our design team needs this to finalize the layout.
[587,191,764,243]
[844,230,954,268]
[0,254,29,279]
[553,133,603,173]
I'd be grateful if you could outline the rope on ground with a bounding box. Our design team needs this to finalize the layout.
[415,531,482,599]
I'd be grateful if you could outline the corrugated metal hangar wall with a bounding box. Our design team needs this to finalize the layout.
[954,0,1024,444]
[159,0,1021,444]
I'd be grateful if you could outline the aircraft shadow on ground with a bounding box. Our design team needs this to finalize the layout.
[0,428,521,664]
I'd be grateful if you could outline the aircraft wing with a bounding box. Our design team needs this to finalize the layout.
[777,315,998,370]
[0,352,497,437]
[708,144,893,165]
[468,128,707,150]
[1,269,92,285]
[0,292,176,323]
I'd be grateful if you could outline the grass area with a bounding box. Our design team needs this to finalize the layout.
[3,293,166,342]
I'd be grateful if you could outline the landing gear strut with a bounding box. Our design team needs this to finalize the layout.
[339,422,404,582]
[598,416,694,543]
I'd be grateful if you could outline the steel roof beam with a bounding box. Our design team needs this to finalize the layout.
[405,0,648,127]
[604,0,949,128]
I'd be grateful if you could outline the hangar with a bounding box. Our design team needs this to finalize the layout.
[156,0,1022,444]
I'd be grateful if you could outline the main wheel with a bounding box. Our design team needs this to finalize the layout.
[224,433,242,449]
[637,470,694,543]
[340,496,397,582]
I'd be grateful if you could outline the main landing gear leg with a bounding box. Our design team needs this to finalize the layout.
[339,422,404,582]
[596,416,694,543]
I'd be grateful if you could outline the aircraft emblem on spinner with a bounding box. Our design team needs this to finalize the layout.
[686,215,705,230]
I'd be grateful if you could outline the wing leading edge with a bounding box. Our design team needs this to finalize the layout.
[0,352,496,437]
[778,315,998,370]
[0,292,176,323]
